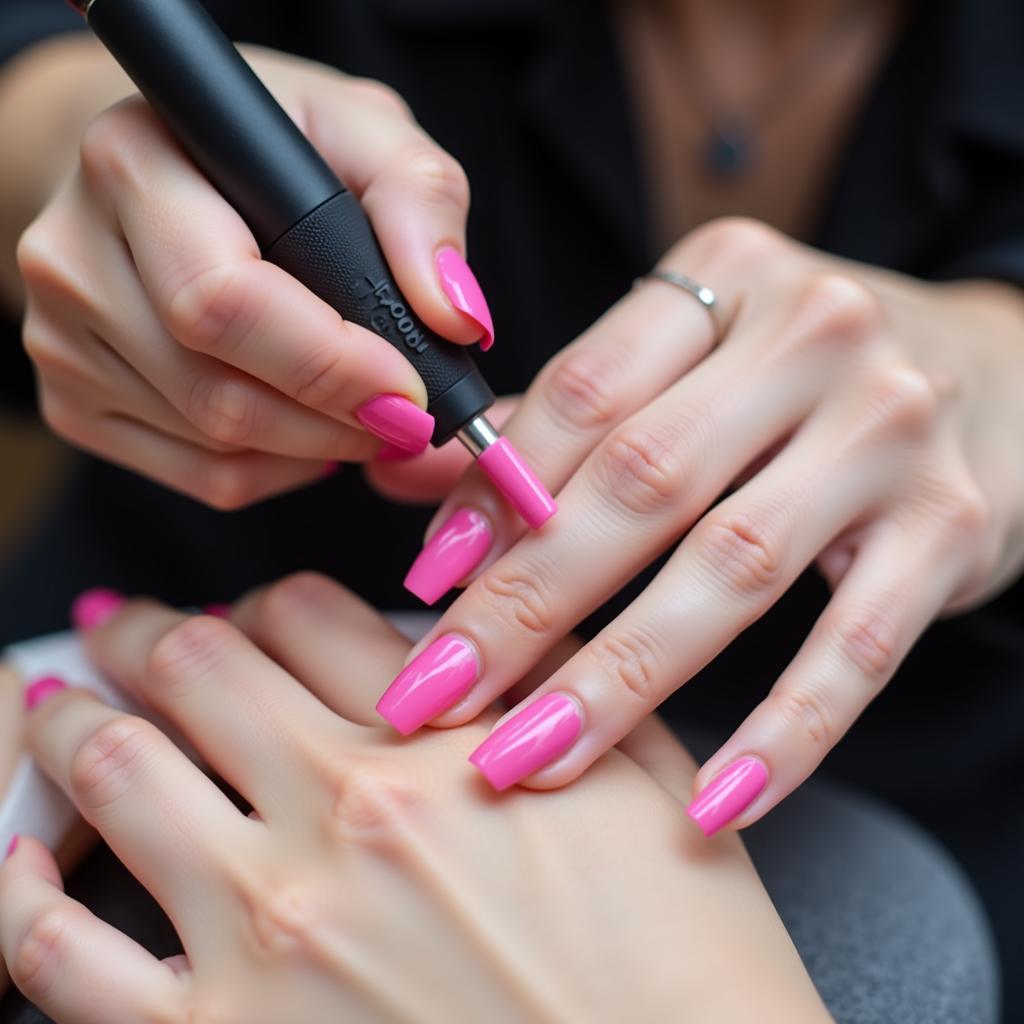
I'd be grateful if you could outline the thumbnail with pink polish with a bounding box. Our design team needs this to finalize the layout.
[356,394,435,453]
[436,247,495,351]
[203,603,232,619]
[404,508,492,605]
[686,757,768,837]
[24,676,67,712]
[469,693,581,791]
[5,834,18,859]
[377,635,478,735]
[477,438,557,529]
[70,588,124,631]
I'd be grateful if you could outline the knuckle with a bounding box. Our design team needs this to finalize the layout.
[587,626,665,703]
[10,907,79,999]
[773,683,836,750]
[477,560,557,637]
[935,482,991,543]
[597,424,688,516]
[240,877,323,961]
[194,458,260,511]
[345,77,412,119]
[145,615,234,694]
[861,363,941,440]
[14,222,54,290]
[687,216,784,266]
[78,99,153,187]
[78,108,126,181]
[696,512,783,596]
[186,373,259,446]
[291,343,348,408]
[166,261,256,356]
[792,273,884,350]
[834,609,899,680]
[69,715,155,813]
[322,761,422,846]
[542,349,623,431]
[405,148,471,211]
[256,571,333,634]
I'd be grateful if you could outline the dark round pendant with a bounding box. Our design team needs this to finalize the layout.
[704,118,753,180]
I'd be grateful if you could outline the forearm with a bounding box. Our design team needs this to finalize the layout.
[0,32,133,313]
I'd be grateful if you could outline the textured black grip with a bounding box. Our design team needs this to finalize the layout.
[266,191,493,444]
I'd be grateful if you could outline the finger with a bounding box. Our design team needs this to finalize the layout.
[391,290,827,729]
[688,512,965,834]
[91,226,380,461]
[231,573,411,726]
[616,716,698,804]
[81,601,359,821]
[463,369,906,791]
[0,836,183,1023]
[303,76,485,346]
[365,397,519,504]
[90,99,427,423]
[69,405,327,510]
[403,241,756,601]
[25,685,248,936]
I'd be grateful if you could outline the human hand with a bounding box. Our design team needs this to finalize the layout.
[16,45,492,508]
[0,574,826,1022]
[378,217,1024,834]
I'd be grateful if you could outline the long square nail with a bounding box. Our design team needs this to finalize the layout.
[377,635,478,735]
[469,694,580,791]
[686,757,768,837]
[404,508,492,605]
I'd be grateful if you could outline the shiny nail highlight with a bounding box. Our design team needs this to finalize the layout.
[24,676,67,712]
[469,694,581,791]
[686,757,768,837]
[404,508,492,605]
[436,247,494,350]
[70,587,124,631]
[356,394,435,454]
[477,438,556,529]
[377,635,478,735]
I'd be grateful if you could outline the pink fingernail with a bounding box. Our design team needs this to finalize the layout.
[404,508,492,606]
[356,395,435,454]
[24,676,67,712]
[377,634,478,735]
[477,438,557,529]
[203,603,232,619]
[436,247,494,351]
[70,587,125,631]
[5,834,18,859]
[469,694,581,791]
[321,460,341,478]
[686,757,768,837]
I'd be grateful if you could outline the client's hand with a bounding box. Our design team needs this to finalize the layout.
[0,574,826,1023]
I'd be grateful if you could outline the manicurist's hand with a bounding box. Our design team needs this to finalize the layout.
[2,36,493,508]
[0,576,827,1023]
[380,217,1024,835]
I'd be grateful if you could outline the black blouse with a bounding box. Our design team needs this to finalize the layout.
[1,0,1023,1010]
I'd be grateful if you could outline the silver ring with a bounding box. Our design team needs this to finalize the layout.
[635,269,722,344]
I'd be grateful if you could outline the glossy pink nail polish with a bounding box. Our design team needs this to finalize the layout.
[377,635,478,735]
[24,676,67,712]
[686,757,768,837]
[404,508,492,605]
[203,603,232,619]
[469,694,581,791]
[356,394,435,454]
[70,587,124,631]
[477,438,557,529]
[5,834,18,859]
[436,247,494,351]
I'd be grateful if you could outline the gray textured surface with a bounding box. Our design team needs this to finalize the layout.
[747,779,1001,1023]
